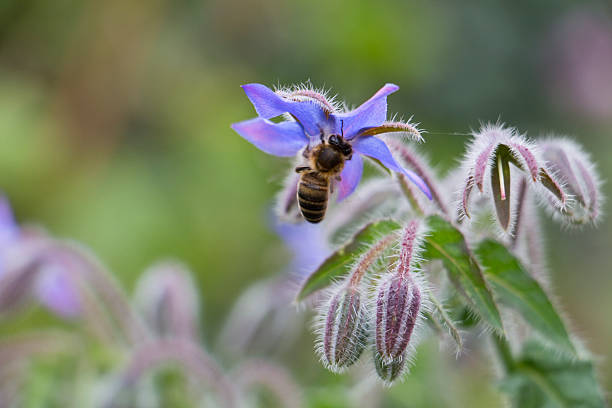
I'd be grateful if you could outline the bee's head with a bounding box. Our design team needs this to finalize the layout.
[312,134,352,172]
[328,134,353,157]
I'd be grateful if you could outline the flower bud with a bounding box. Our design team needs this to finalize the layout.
[314,231,397,373]
[540,138,602,225]
[133,260,200,340]
[315,282,368,372]
[374,221,422,363]
[375,273,421,362]
[458,124,568,233]
[0,232,81,319]
[218,277,304,356]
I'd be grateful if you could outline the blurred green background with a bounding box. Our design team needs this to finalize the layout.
[1,0,611,404]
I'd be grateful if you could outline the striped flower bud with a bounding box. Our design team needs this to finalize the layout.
[315,282,368,372]
[375,273,421,362]
[374,221,423,378]
[314,232,397,373]
[540,138,602,225]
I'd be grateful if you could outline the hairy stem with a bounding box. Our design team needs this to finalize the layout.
[348,234,396,288]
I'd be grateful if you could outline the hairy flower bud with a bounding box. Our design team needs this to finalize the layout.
[133,260,200,340]
[458,124,567,233]
[375,273,421,362]
[218,277,304,356]
[374,221,423,366]
[314,231,396,373]
[316,282,368,372]
[0,226,82,319]
[540,138,603,225]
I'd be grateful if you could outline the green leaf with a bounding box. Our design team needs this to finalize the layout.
[501,340,605,408]
[475,239,575,355]
[295,220,401,301]
[423,215,504,333]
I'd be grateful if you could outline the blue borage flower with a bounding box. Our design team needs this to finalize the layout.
[231,83,432,201]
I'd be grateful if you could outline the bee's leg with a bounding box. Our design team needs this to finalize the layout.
[295,166,310,173]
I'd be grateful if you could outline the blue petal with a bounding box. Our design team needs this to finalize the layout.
[36,264,81,319]
[353,136,432,199]
[336,83,399,140]
[274,220,329,279]
[0,195,19,249]
[337,154,364,201]
[241,84,330,136]
[231,118,308,157]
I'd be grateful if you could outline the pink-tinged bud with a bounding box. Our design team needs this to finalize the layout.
[540,138,603,225]
[374,350,407,385]
[218,277,304,356]
[0,235,82,319]
[133,260,200,340]
[375,273,421,362]
[315,232,397,373]
[315,282,368,372]
[374,221,423,364]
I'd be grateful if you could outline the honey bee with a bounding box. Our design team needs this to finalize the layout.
[295,123,353,223]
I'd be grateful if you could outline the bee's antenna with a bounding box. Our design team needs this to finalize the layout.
[340,120,344,136]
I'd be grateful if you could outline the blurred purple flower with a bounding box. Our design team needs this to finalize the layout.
[34,262,81,318]
[0,198,24,244]
[274,219,329,280]
[231,83,431,201]
[0,195,81,318]
[0,197,20,272]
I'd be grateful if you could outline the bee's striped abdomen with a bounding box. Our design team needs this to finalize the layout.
[298,172,329,223]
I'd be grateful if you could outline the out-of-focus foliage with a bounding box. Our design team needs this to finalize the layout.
[0,0,611,406]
